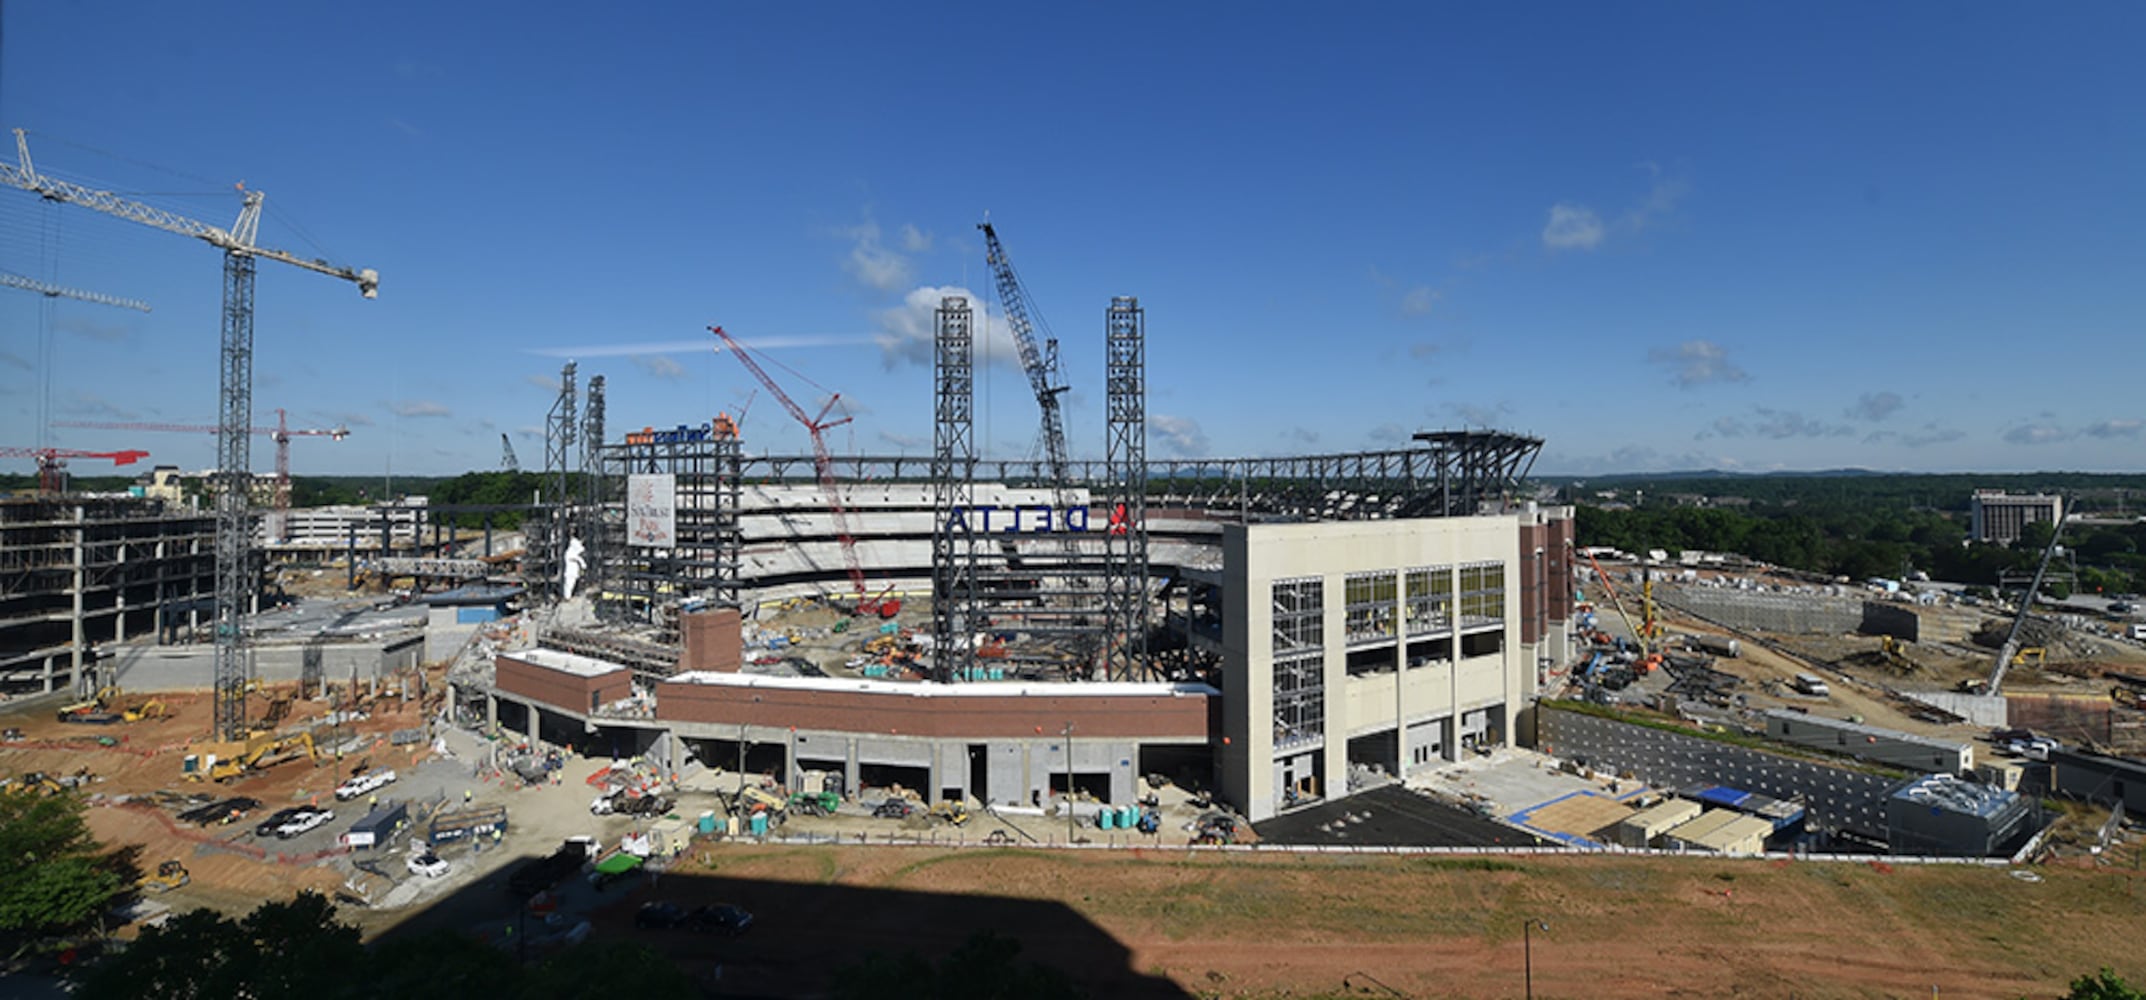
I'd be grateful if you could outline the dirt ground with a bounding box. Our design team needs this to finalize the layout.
[594,842,2146,999]
[1,672,442,926]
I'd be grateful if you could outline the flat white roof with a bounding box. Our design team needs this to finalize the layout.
[509,647,629,678]
[665,670,1216,699]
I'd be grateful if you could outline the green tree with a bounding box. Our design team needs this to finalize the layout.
[76,891,364,1000]
[2050,968,2146,1000]
[0,792,126,941]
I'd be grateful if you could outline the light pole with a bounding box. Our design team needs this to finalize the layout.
[1063,722,1075,843]
[1524,919,1549,1000]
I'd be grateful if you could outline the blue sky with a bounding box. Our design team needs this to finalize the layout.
[2,3,2140,480]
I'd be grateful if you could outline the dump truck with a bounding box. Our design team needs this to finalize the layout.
[427,805,509,845]
[507,838,596,898]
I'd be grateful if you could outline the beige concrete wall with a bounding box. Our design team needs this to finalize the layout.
[1221,516,1524,821]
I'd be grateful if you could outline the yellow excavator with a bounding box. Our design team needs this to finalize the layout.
[184,731,319,783]
[123,698,168,722]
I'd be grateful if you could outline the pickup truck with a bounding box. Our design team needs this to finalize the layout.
[335,769,397,801]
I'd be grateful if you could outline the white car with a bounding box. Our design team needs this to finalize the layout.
[336,769,397,801]
[275,808,333,839]
[405,850,451,878]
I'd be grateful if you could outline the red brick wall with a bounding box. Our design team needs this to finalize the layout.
[1518,522,1545,644]
[653,680,1209,740]
[679,608,742,674]
[497,654,631,714]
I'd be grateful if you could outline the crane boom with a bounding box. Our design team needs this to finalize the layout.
[4,130,378,296]
[976,222,1072,498]
[0,271,152,312]
[1986,511,2067,697]
[710,326,872,608]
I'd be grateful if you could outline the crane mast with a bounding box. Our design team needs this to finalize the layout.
[976,222,1073,508]
[4,128,379,738]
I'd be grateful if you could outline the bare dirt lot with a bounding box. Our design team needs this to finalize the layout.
[592,843,2146,999]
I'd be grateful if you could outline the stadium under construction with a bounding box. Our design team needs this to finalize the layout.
[451,295,1574,822]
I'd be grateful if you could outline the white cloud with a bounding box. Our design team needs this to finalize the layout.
[1846,391,1904,422]
[1282,426,1320,447]
[319,409,373,428]
[899,224,933,254]
[525,373,562,392]
[0,350,29,370]
[872,285,1017,370]
[391,400,452,418]
[1445,400,1513,427]
[1366,422,1413,446]
[1407,342,1441,361]
[515,424,543,439]
[2083,419,2143,439]
[1622,164,1689,232]
[1647,340,1750,388]
[2003,423,2070,445]
[55,315,129,343]
[1400,286,1440,317]
[1864,423,1963,448]
[57,390,137,420]
[1542,203,1606,250]
[1703,406,1848,440]
[878,430,927,450]
[631,355,687,380]
[843,221,915,292]
[1151,414,1208,457]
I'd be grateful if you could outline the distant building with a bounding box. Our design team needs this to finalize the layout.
[1969,490,2063,546]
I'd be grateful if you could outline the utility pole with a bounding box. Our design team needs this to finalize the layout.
[1063,721,1075,843]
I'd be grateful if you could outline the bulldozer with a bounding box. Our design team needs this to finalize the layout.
[137,860,190,894]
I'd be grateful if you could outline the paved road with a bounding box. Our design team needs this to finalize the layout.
[1253,784,1552,848]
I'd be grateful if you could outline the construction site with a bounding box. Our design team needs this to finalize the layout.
[6,130,2146,997]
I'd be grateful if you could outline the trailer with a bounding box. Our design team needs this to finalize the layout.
[427,805,509,845]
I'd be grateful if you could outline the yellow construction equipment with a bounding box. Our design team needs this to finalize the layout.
[1,772,69,797]
[137,860,190,894]
[123,699,168,722]
[928,800,971,826]
[184,731,317,782]
[2012,647,2046,668]
[1879,635,1914,672]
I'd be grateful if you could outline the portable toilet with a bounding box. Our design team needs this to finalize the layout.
[1097,807,1115,831]
[749,812,769,836]
[698,810,717,835]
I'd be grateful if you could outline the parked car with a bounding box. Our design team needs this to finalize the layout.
[275,808,334,839]
[180,797,260,826]
[634,902,690,929]
[690,904,754,936]
[405,850,451,878]
[254,807,308,837]
[335,769,397,801]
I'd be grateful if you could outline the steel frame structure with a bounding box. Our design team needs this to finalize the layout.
[597,426,742,623]
[528,362,577,599]
[1101,297,1149,680]
[930,296,978,682]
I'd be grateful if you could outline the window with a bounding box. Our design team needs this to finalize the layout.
[1272,577,1324,653]
[1273,654,1325,750]
[1405,566,1452,636]
[1344,571,1398,646]
[1458,562,1505,628]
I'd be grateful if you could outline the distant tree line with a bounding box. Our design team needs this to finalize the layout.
[1569,475,2146,595]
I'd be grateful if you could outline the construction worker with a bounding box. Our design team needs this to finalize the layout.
[464,789,473,805]
[367,793,378,810]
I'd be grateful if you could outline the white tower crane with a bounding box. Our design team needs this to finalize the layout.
[3,128,379,739]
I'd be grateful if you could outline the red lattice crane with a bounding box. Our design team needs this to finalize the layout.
[710,326,894,617]
[55,409,348,538]
[0,446,151,494]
